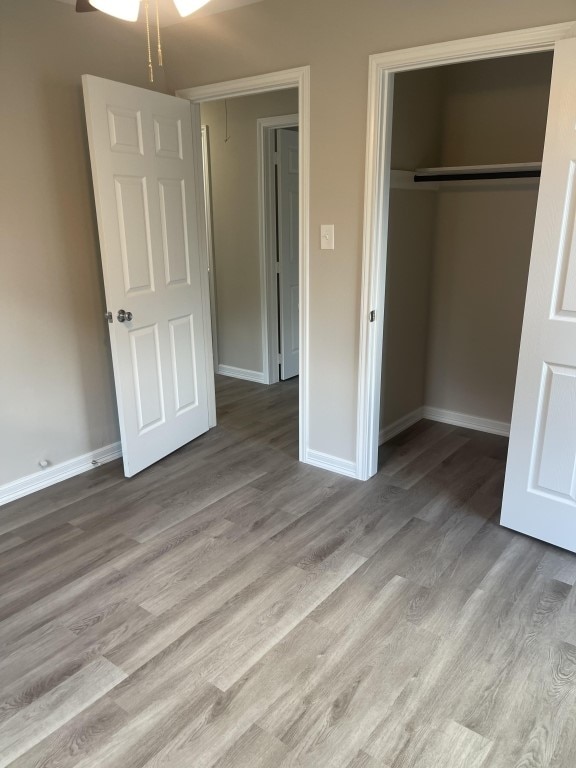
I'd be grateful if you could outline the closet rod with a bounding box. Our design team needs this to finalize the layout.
[414,168,541,183]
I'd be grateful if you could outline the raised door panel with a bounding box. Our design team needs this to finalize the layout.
[169,315,198,414]
[553,162,576,317]
[129,325,165,433]
[531,363,576,501]
[114,176,154,295]
[154,116,183,159]
[108,106,144,155]
[159,178,190,286]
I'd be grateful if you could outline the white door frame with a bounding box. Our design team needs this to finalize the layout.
[258,114,299,385]
[200,125,219,371]
[178,67,311,464]
[356,22,576,482]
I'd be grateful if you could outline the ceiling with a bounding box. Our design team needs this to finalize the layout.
[53,0,267,28]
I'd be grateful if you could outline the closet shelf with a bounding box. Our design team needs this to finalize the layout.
[413,162,542,183]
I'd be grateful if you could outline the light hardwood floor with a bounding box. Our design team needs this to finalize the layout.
[1,375,576,767]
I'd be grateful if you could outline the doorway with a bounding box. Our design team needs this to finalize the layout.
[178,67,311,463]
[200,106,299,386]
[357,24,574,481]
[379,52,551,444]
[357,24,576,553]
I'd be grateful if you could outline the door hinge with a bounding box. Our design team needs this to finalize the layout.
[277,353,283,364]
[105,311,113,324]
[369,310,376,322]
[273,152,279,165]
[276,262,281,274]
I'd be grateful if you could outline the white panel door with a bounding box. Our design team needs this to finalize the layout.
[502,38,576,552]
[83,75,214,478]
[277,128,300,380]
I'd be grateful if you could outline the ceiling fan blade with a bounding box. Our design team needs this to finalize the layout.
[76,0,98,11]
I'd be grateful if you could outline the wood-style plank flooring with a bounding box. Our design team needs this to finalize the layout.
[1,375,576,767]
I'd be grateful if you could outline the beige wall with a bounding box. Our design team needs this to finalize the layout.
[0,0,167,486]
[1,0,574,491]
[164,0,574,463]
[201,90,298,374]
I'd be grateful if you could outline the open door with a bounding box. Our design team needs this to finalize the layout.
[277,128,299,381]
[83,75,215,478]
[502,38,576,552]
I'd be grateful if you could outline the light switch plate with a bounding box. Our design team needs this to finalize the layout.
[321,224,335,250]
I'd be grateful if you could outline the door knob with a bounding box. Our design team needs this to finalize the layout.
[117,309,133,323]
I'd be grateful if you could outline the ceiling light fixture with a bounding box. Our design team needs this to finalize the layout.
[81,0,211,83]
[87,0,210,22]
[88,0,141,22]
[173,0,211,15]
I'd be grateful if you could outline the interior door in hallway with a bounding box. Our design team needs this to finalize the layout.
[277,128,299,380]
[502,38,576,553]
[83,75,214,478]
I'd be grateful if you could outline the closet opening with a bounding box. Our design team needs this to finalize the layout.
[377,52,553,490]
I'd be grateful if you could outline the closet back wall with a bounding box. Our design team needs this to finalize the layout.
[425,52,553,426]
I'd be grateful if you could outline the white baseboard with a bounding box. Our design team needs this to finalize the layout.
[0,442,122,507]
[379,406,510,445]
[422,406,510,436]
[217,364,268,384]
[305,449,358,479]
[379,407,424,445]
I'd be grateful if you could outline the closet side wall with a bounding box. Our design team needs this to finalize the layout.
[425,54,553,428]
[380,69,442,435]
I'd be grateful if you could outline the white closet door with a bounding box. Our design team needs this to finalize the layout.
[83,75,214,478]
[502,38,576,552]
[277,128,300,380]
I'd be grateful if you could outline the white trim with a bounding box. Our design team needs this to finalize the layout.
[422,407,510,437]
[377,406,510,446]
[379,407,424,444]
[178,66,311,464]
[200,125,219,372]
[416,161,542,176]
[190,102,217,429]
[369,22,576,73]
[177,68,306,103]
[0,443,122,507]
[305,449,358,479]
[217,364,267,383]
[257,114,299,386]
[356,23,576,482]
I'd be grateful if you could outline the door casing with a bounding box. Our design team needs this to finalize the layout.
[356,21,576,482]
[200,125,219,373]
[258,115,299,384]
